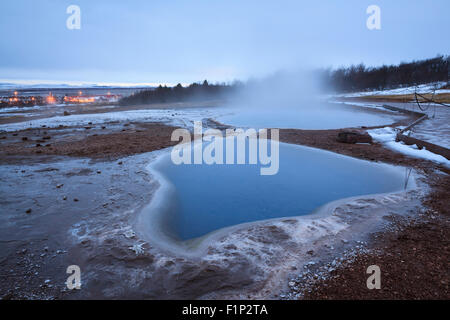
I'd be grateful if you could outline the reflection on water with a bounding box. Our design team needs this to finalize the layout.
[151,142,405,240]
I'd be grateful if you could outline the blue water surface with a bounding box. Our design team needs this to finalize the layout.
[152,142,405,240]
[217,103,400,129]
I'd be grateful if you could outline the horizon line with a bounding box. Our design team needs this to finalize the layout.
[0,79,190,88]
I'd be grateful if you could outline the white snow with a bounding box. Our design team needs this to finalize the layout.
[0,105,44,113]
[336,82,449,98]
[0,112,34,118]
[0,108,218,132]
[368,127,450,168]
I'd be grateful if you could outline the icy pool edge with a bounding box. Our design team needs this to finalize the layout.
[134,142,422,258]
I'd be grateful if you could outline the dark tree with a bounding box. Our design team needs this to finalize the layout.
[119,80,235,106]
[325,55,449,92]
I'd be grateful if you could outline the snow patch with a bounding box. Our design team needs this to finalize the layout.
[0,108,218,132]
[368,127,450,168]
[0,105,44,113]
[336,82,449,98]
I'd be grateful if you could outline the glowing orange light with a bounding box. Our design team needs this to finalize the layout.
[46,95,56,104]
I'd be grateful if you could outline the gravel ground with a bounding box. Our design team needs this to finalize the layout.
[279,126,449,300]
[0,104,448,300]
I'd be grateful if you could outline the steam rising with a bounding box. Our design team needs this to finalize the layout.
[227,69,328,111]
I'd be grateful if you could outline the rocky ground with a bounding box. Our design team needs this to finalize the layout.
[0,102,448,300]
[0,122,180,161]
[0,121,181,299]
[279,127,449,300]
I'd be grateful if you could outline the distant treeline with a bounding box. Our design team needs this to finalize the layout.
[325,55,449,92]
[119,80,238,105]
[120,56,449,105]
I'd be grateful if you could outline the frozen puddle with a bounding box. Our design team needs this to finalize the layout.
[141,142,408,243]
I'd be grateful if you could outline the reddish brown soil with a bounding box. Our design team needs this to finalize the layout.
[0,116,448,300]
[280,128,449,300]
[279,128,448,173]
[0,122,180,161]
[299,173,449,300]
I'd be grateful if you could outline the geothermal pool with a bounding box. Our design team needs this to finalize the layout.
[216,102,402,129]
[148,142,406,241]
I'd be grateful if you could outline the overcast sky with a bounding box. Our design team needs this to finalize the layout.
[0,0,449,86]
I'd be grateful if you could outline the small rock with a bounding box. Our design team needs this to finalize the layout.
[337,130,372,144]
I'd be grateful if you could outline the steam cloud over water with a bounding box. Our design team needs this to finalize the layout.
[226,69,329,112]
